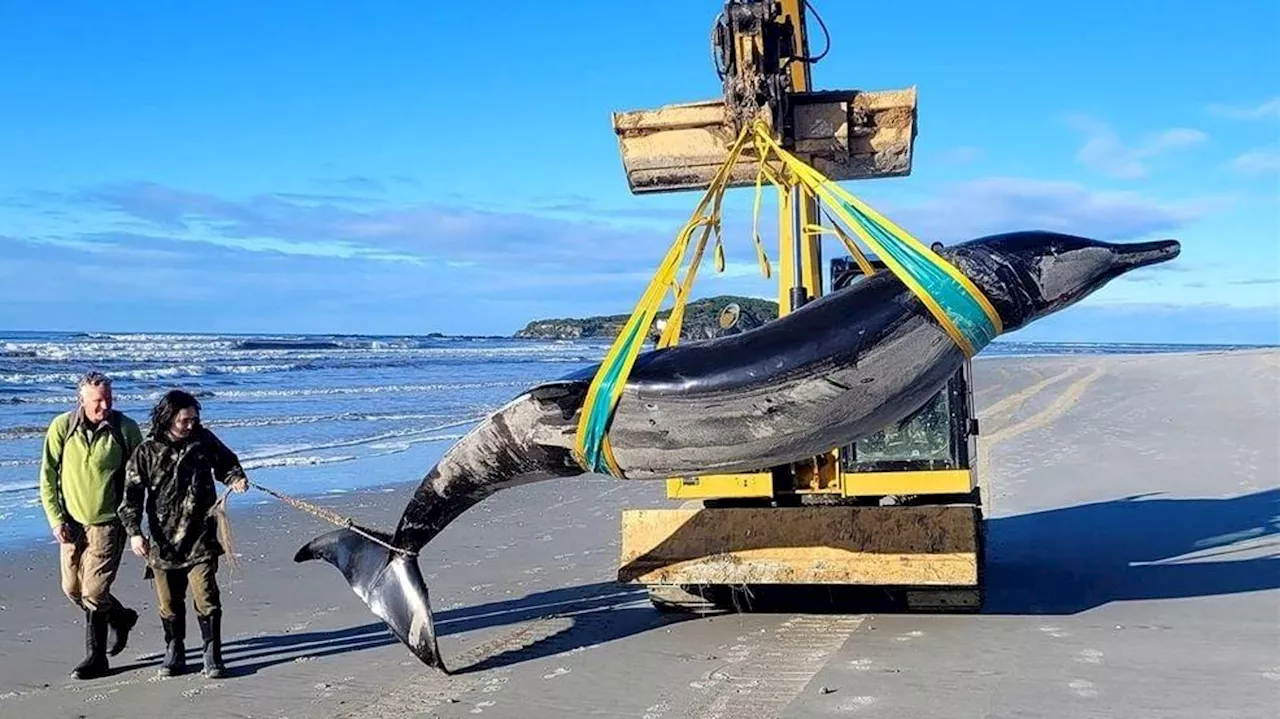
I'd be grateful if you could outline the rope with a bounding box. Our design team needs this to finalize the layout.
[144,484,243,582]
[210,485,239,575]
[211,480,416,559]
[246,481,417,557]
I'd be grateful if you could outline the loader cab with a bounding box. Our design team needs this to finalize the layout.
[829,256,980,492]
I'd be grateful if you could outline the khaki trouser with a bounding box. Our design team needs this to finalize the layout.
[59,520,125,613]
[153,560,221,620]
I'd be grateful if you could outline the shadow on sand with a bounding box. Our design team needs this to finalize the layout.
[982,487,1279,614]
[210,488,1279,674]
[210,581,672,676]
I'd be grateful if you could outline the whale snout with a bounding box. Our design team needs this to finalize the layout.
[955,232,1188,333]
[1113,239,1181,271]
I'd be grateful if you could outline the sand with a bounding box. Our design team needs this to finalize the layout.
[0,349,1276,718]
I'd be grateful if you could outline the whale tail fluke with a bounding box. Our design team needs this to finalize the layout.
[294,527,448,673]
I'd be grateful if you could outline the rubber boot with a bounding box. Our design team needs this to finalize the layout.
[197,610,226,679]
[159,614,186,677]
[107,604,138,657]
[71,608,110,680]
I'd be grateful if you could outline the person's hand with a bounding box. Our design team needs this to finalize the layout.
[230,477,248,493]
[130,535,149,559]
[52,523,72,544]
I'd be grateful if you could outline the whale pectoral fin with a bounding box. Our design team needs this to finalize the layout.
[294,527,448,673]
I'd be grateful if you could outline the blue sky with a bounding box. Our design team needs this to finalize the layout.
[1,1,1277,343]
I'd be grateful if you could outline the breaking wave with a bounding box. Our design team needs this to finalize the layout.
[241,454,358,470]
[1,380,532,405]
[0,363,303,386]
[0,410,464,440]
[0,331,607,547]
[237,417,481,462]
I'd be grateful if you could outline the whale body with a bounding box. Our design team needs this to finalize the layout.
[295,230,1181,671]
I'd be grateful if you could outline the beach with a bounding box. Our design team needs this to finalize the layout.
[0,347,1277,718]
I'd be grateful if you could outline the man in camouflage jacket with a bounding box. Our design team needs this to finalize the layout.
[118,389,247,679]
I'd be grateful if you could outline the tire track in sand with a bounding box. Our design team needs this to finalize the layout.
[330,591,648,718]
[335,365,1102,718]
[688,615,866,719]
[977,364,1106,509]
[671,366,1087,716]
[327,617,574,718]
[978,367,1080,426]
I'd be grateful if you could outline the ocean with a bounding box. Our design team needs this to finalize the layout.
[0,330,1263,548]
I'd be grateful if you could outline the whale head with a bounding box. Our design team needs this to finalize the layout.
[940,230,1181,333]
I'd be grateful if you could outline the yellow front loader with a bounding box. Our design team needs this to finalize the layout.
[610,0,986,613]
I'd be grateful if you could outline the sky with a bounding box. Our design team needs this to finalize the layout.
[0,0,1277,344]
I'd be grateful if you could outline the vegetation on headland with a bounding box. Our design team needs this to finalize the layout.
[514,295,779,341]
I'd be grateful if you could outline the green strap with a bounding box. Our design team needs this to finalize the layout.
[842,201,999,354]
[578,320,647,475]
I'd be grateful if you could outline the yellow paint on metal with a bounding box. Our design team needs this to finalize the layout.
[798,191,823,302]
[608,3,986,597]
[618,505,981,586]
[841,469,975,497]
[664,472,775,500]
[780,0,812,95]
[791,448,842,493]
[780,0,823,309]
[609,90,918,194]
[665,465,973,500]
[777,184,797,315]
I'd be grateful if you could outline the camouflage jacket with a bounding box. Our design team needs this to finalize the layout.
[118,427,248,570]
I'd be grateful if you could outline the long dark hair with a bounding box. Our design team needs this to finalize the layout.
[149,389,201,439]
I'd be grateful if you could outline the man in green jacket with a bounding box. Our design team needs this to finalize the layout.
[38,371,145,680]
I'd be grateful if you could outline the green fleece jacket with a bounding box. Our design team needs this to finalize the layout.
[39,409,144,528]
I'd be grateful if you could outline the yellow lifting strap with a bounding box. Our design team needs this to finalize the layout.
[572,118,1003,477]
[570,124,756,477]
[750,122,1004,356]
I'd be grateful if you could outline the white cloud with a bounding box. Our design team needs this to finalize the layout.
[881,176,1219,245]
[1207,97,1280,121]
[73,176,1218,278]
[939,146,985,165]
[1064,114,1208,179]
[1003,303,1280,345]
[1228,148,1280,176]
[6,174,1234,334]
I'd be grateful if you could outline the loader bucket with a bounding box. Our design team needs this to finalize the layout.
[611,87,919,195]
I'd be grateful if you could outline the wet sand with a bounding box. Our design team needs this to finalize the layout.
[0,349,1276,718]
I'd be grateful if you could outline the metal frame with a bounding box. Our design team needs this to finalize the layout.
[829,256,977,477]
[613,1,986,613]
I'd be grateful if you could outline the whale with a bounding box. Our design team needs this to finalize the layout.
[293,230,1181,672]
